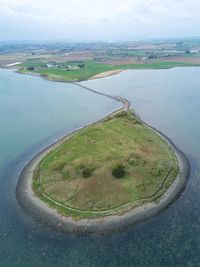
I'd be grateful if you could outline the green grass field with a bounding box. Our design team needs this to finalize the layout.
[33,111,179,219]
[18,59,199,82]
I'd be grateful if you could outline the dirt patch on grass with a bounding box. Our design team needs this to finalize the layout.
[161,56,200,64]
[101,59,145,65]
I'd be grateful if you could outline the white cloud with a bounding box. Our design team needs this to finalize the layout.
[0,0,200,40]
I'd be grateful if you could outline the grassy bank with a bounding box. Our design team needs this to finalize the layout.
[33,111,179,219]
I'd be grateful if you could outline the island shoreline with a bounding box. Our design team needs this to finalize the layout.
[16,81,190,235]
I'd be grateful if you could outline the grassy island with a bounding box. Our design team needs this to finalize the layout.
[33,111,179,220]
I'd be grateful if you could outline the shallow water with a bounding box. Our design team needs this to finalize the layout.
[1,68,200,266]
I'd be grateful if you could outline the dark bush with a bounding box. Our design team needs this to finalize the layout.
[78,63,85,68]
[82,167,93,178]
[112,164,126,178]
[27,66,35,71]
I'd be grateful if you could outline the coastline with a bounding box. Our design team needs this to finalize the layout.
[14,68,125,83]
[16,81,190,234]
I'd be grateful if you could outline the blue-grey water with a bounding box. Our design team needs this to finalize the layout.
[0,68,200,266]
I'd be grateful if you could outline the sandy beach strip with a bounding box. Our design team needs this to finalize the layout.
[6,62,22,67]
[89,69,125,80]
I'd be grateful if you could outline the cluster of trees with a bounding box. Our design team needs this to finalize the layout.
[27,66,35,71]
[78,63,85,68]
[25,62,85,72]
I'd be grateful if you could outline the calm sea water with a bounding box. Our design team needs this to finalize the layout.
[1,68,200,266]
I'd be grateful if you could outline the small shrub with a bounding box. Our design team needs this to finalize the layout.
[82,167,93,178]
[27,66,35,71]
[78,63,85,68]
[112,163,126,178]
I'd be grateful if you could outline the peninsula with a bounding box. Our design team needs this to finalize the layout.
[16,80,190,234]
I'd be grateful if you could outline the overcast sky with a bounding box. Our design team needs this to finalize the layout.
[0,0,200,41]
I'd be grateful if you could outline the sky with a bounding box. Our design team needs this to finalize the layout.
[0,0,200,41]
